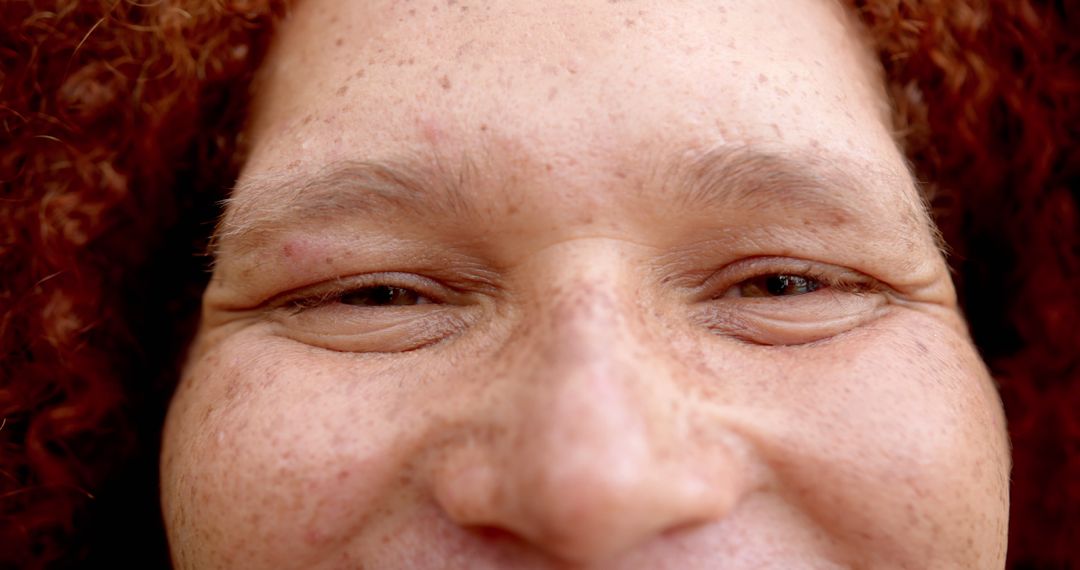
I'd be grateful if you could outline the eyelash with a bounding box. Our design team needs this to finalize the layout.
[706,260,881,300]
[274,259,880,315]
[278,274,445,313]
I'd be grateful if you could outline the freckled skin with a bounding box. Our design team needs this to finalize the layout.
[161,1,1010,569]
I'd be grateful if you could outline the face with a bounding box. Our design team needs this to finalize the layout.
[161,0,1010,567]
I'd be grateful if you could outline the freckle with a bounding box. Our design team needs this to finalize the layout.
[354,68,365,78]
[301,114,314,125]
[336,84,349,96]
[439,74,451,90]
[408,57,415,65]
[334,37,344,47]
[547,86,558,100]
[624,18,635,28]
[507,203,520,215]
[479,123,488,131]
[544,163,553,172]
[324,256,334,264]
[408,8,416,15]
[758,73,768,83]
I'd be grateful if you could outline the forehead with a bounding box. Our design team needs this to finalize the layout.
[241,0,901,180]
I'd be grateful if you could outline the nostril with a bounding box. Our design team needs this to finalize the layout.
[462,524,541,559]
[469,524,521,544]
[659,516,717,541]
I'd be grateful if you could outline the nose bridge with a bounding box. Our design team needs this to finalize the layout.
[501,265,676,560]
[524,267,653,462]
[515,243,661,471]
[522,274,654,480]
[450,243,731,563]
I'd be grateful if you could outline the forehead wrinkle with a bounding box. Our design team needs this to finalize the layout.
[212,153,480,258]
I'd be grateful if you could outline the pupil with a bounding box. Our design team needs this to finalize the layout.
[765,275,791,296]
[372,286,395,304]
[760,274,820,296]
[342,286,416,306]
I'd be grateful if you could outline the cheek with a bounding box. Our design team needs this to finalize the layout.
[161,334,427,567]
[694,311,1008,566]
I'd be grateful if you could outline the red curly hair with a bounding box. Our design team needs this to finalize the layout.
[1,1,1076,568]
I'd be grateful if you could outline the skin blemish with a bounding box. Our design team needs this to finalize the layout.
[336,84,348,96]
[418,116,444,144]
[758,73,768,83]
[439,74,452,90]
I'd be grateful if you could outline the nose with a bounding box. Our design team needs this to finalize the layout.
[432,278,744,564]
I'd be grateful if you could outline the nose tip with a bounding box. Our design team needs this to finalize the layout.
[507,456,730,563]
[436,429,738,565]
[432,355,741,564]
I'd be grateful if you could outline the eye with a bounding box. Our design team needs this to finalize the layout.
[735,274,823,298]
[339,285,432,307]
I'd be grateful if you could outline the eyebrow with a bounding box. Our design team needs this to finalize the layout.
[213,144,929,257]
[663,144,926,232]
[213,154,477,256]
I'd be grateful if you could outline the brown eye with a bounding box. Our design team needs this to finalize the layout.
[339,286,429,306]
[738,274,822,298]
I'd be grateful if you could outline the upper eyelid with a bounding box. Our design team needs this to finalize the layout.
[270,273,448,311]
[693,257,882,299]
[266,257,882,310]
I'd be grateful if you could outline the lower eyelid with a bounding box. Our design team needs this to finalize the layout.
[695,289,888,344]
[268,303,474,353]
